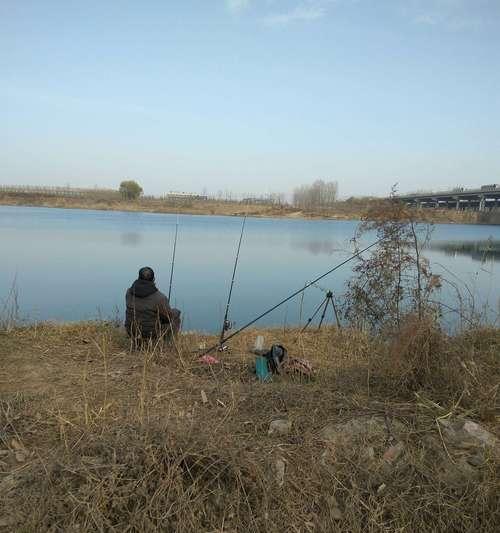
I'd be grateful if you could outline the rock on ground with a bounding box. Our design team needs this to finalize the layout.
[268,419,292,436]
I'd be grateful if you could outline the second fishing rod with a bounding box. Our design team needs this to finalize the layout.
[168,214,179,301]
[219,215,247,348]
[167,213,247,345]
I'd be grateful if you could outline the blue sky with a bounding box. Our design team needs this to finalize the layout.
[1,0,499,197]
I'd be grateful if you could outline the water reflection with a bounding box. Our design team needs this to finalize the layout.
[120,232,143,247]
[291,239,350,256]
[429,240,500,262]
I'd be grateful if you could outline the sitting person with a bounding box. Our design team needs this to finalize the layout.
[125,266,181,345]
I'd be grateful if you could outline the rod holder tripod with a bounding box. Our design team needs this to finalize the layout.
[301,291,341,332]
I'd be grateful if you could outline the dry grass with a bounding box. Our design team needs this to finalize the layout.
[0,322,499,532]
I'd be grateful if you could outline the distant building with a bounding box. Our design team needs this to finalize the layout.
[163,191,208,201]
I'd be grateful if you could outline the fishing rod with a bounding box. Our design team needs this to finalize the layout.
[219,215,247,347]
[201,238,382,356]
[168,214,179,301]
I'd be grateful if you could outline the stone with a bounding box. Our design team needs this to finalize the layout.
[15,451,26,463]
[422,434,483,486]
[362,446,375,461]
[10,438,24,451]
[201,390,208,404]
[321,416,405,445]
[466,451,485,467]
[274,458,286,487]
[320,417,408,476]
[438,456,480,486]
[331,507,343,521]
[438,418,498,455]
[327,495,343,520]
[320,448,331,467]
[462,421,497,448]
[383,441,405,464]
[268,419,292,436]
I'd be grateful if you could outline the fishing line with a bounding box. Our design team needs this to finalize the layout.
[202,238,382,355]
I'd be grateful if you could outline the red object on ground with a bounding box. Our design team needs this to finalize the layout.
[199,354,220,365]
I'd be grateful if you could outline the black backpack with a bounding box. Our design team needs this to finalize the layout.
[264,344,287,374]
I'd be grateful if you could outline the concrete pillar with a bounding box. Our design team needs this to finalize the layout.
[479,195,485,211]
[454,196,459,210]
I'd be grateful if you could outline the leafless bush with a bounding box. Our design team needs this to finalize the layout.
[364,315,500,421]
[384,314,448,390]
[344,188,441,333]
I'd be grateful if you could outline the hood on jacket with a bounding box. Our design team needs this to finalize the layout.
[130,279,158,298]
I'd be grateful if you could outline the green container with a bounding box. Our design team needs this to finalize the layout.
[255,355,271,382]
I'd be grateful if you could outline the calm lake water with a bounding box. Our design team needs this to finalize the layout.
[1,205,499,331]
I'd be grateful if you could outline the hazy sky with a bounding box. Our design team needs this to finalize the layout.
[1,0,499,198]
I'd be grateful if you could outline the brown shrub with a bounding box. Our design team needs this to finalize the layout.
[376,317,500,420]
[386,314,448,391]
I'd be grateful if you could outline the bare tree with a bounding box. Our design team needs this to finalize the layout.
[293,180,338,210]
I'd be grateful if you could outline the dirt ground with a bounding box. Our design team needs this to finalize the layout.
[0,324,379,443]
[0,323,499,532]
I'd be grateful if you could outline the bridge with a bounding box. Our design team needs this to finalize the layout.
[398,185,500,211]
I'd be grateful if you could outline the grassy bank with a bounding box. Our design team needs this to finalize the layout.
[0,192,490,224]
[1,321,499,532]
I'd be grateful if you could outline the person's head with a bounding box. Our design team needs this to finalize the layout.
[138,266,155,282]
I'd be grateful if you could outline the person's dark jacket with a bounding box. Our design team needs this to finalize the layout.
[125,279,176,338]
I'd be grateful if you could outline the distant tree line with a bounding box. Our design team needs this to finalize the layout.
[293,180,338,210]
[0,184,119,200]
[240,192,286,206]
[2,180,344,210]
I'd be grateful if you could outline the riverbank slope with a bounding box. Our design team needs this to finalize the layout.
[2,192,496,224]
[1,321,498,531]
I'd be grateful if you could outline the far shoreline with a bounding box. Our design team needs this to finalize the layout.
[1,195,497,225]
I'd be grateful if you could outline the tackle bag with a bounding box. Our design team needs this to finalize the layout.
[263,344,287,374]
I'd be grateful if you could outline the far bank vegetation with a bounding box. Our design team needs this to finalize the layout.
[292,179,339,210]
[0,181,497,224]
